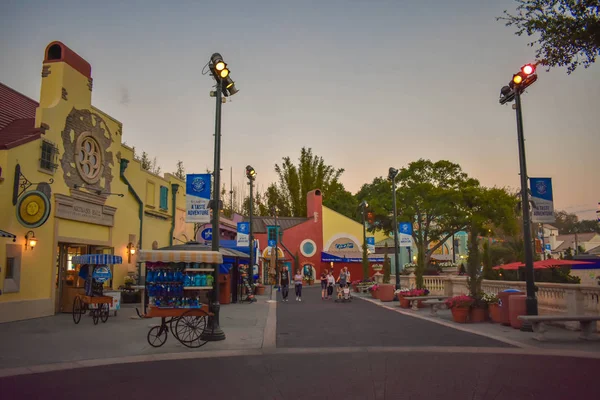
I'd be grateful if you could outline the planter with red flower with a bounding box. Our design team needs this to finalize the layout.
[368,284,380,299]
[395,289,411,308]
[400,288,430,310]
[445,295,474,323]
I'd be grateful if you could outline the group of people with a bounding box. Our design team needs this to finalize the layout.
[277,266,351,302]
[320,267,350,300]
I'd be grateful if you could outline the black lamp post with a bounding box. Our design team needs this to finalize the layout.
[388,167,401,290]
[246,165,256,286]
[203,53,239,342]
[360,200,369,280]
[499,63,539,331]
[270,206,280,287]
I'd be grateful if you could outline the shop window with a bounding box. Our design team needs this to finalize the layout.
[146,181,156,207]
[159,186,168,210]
[3,244,22,293]
[5,257,15,279]
[40,140,59,172]
[267,226,280,242]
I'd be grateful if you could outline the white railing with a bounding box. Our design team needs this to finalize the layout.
[396,274,600,331]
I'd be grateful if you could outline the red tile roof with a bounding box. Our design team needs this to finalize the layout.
[0,82,42,149]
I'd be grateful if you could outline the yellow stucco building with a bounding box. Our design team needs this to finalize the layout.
[0,41,194,323]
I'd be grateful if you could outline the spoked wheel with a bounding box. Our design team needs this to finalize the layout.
[92,308,100,325]
[72,297,82,324]
[174,310,208,348]
[100,303,110,323]
[147,325,168,347]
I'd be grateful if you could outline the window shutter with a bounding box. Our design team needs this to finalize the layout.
[160,186,168,210]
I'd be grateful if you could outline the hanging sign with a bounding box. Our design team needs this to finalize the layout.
[530,178,555,223]
[399,222,413,247]
[366,237,375,253]
[200,227,212,242]
[237,222,250,247]
[92,265,112,283]
[186,174,211,223]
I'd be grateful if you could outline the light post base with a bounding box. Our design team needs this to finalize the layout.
[520,296,538,333]
[201,302,226,341]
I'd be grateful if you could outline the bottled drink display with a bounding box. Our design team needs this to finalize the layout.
[145,261,215,308]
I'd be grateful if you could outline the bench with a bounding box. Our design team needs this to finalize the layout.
[518,315,600,341]
[421,299,448,317]
[403,296,448,311]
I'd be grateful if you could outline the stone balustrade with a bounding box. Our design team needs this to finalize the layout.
[392,273,600,330]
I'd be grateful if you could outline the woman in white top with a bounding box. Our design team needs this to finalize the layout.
[326,271,335,299]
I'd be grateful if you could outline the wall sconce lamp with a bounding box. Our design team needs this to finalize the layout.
[127,242,136,263]
[25,230,37,250]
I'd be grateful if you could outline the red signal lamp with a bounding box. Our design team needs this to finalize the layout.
[522,64,535,75]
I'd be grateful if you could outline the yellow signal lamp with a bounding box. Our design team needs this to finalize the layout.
[513,74,523,85]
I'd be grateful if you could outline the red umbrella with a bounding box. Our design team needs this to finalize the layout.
[533,259,594,268]
[492,262,525,270]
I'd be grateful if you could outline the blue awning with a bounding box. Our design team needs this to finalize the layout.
[321,251,384,263]
[71,254,123,265]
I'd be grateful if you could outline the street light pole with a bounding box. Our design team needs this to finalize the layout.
[360,200,369,281]
[248,172,254,287]
[205,80,226,341]
[389,168,401,290]
[515,88,538,329]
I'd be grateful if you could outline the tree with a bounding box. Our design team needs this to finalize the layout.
[394,160,480,289]
[174,160,185,180]
[499,0,600,73]
[553,210,600,234]
[140,151,152,171]
[383,242,391,284]
[150,157,161,175]
[355,177,395,233]
[267,147,351,218]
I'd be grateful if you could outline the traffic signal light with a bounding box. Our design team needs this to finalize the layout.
[246,165,256,180]
[499,63,538,104]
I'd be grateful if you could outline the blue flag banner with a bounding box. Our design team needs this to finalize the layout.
[529,178,555,223]
[237,222,250,247]
[399,222,413,247]
[186,174,211,223]
[366,237,375,253]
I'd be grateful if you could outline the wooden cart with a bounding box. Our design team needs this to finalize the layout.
[145,305,214,348]
[71,254,122,325]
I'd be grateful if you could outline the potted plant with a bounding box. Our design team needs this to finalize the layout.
[254,283,265,296]
[470,294,487,323]
[395,288,411,308]
[351,280,361,292]
[483,292,501,323]
[445,295,474,323]
[368,284,380,299]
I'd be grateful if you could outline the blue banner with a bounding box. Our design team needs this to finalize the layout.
[366,237,375,253]
[399,222,413,247]
[237,222,250,247]
[321,251,384,263]
[186,174,211,223]
[529,178,555,223]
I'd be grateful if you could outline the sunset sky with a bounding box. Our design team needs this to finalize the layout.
[1,0,598,220]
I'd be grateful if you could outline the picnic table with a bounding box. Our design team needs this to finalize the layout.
[403,295,448,311]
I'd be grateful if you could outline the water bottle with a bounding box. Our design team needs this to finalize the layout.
[194,273,201,287]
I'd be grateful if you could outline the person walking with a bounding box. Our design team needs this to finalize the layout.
[280,266,290,302]
[326,269,335,299]
[337,267,348,288]
[294,269,304,301]
[320,269,328,300]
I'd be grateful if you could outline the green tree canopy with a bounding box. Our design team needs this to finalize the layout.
[265,147,353,218]
[500,0,600,73]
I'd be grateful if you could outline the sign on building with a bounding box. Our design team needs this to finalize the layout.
[399,222,413,247]
[530,178,555,223]
[237,222,250,247]
[185,174,211,223]
[366,237,375,253]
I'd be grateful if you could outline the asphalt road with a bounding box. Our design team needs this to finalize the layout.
[276,286,511,348]
[2,351,597,399]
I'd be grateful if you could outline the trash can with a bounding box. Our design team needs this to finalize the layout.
[498,289,522,326]
[219,274,231,305]
[509,295,527,329]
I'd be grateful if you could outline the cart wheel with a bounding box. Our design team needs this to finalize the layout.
[92,309,100,325]
[100,303,109,323]
[147,325,168,348]
[72,297,82,324]
[174,310,208,348]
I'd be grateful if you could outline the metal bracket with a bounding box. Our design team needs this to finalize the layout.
[12,164,54,205]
